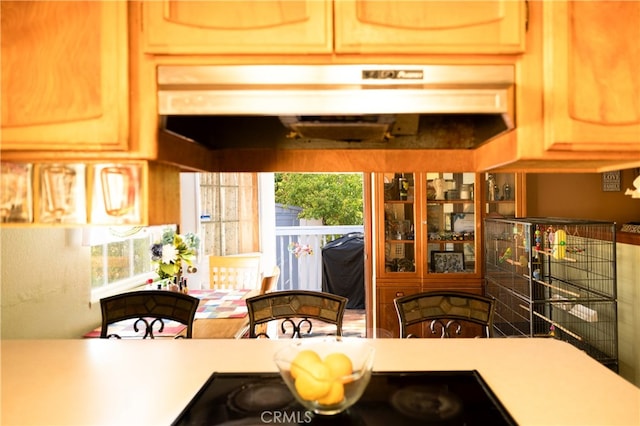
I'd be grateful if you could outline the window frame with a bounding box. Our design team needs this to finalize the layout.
[87,225,170,303]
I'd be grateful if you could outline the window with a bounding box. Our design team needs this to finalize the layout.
[88,172,261,302]
[199,172,259,256]
[89,225,172,302]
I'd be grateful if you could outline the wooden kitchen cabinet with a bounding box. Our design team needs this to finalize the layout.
[543,1,640,152]
[140,0,332,54]
[335,0,526,54]
[140,0,525,56]
[475,0,637,172]
[376,286,421,338]
[375,171,526,336]
[1,1,129,152]
[375,172,485,337]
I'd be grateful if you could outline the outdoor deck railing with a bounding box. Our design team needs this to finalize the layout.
[275,225,364,291]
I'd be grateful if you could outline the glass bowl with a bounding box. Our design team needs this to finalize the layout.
[273,337,375,415]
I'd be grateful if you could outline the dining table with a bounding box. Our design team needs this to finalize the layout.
[2,338,638,426]
[190,288,258,338]
[83,288,258,339]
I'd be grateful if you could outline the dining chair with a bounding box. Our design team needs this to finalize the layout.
[209,254,262,290]
[245,290,348,338]
[394,291,496,338]
[260,265,281,295]
[99,290,199,339]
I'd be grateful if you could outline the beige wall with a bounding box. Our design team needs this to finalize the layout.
[616,243,640,387]
[526,170,640,226]
[0,228,100,338]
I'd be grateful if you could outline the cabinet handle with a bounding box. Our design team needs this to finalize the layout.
[396,292,404,297]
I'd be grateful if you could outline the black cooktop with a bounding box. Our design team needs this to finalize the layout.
[172,371,517,426]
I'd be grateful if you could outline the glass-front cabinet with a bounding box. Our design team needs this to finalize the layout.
[376,171,482,337]
[378,172,480,279]
[376,171,522,337]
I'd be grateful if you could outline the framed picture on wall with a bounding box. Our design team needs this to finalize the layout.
[602,170,621,192]
[431,251,465,273]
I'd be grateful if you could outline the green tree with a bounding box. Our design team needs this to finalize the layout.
[275,173,363,225]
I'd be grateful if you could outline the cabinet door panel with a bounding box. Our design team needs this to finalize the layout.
[377,287,421,338]
[484,173,518,217]
[142,1,332,54]
[165,1,308,29]
[356,1,506,30]
[1,1,128,151]
[569,3,639,126]
[544,1,640,151]
[424,173,479,276]
[378,173,420,279]
[336,0,525,54]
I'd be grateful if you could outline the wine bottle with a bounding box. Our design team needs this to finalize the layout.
[398,174,408,200]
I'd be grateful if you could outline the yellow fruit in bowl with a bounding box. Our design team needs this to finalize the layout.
[294,361,332,401]
[290,350,322,379]
[324,352,354,383]
[317,381,345,406]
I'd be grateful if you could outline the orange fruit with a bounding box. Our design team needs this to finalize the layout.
[290,350,322,379]
[294,361,332,401]
[317,381,345,406]
[324,352,354,383]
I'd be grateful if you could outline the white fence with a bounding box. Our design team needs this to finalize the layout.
[275,225,364,291]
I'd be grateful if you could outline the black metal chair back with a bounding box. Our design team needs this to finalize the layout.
[99,290,199,339]
[246,290,347,338]
[394,291,495,338]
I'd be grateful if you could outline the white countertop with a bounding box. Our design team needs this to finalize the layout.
[2,338,639,426]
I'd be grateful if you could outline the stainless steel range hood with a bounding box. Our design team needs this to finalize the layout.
[158,64,515,149]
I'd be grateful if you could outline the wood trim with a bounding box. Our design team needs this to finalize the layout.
[362,172,375,337]
[147,162,181,226]
[156,130,216,172]
[211,149,476,173]
[618,232,640,246]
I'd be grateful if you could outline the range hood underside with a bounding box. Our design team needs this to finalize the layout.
[164,114,511,150]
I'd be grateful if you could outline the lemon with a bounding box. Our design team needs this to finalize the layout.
[294,361,332,401]
[290,350,322,379]
[317,380,345,405]
[324,352,353,383]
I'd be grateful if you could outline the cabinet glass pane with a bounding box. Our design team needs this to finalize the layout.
[485,172,516,217]
[383,173,415,273]
[425,172,475,274]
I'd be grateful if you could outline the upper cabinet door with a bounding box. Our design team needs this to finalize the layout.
[335,0,526,54]
[1,1,129,152]
[544,1,640,151]
[141,1,333,54]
